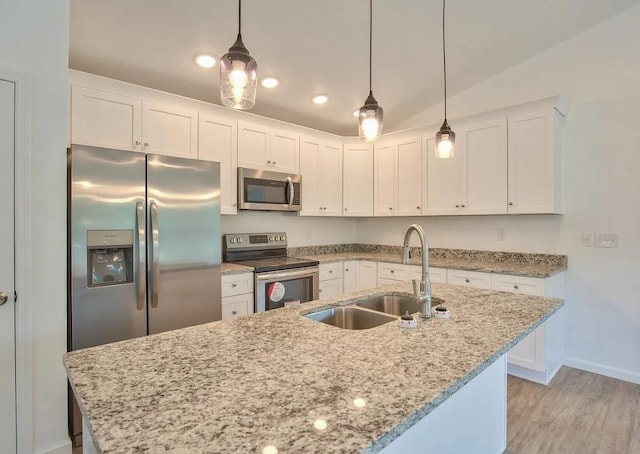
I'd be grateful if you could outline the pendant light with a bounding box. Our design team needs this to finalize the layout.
[220,0,257,110]
[435,0,455,158]
[358,0,383,142]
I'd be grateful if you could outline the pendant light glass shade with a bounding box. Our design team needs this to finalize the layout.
[435,0,455,158]
[220,1,257,110]
[358,0,383,142]
[359,91,384,142]
[435,119,455,158]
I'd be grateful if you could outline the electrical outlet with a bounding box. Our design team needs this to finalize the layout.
[581,233,593,247]
[497,228,506,241]
[594,233,619,248]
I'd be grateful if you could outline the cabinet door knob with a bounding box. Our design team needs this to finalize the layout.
[390,270,395,273]
[345,268,349,272]
[231,283,237,288]
[513,285,519,290]
[273,161,276,165]
[344,208,348,211]
[328,270,333,274]
[232,310,238,315]
[461,204,466,208]
[509,202,514,206]
[135,140,141,146]
[144,142,149,148]
[417,206,420,210]
[455,204,460,208]
[319,289,323,293]
[267,160,272,164]
[389,207,393,210]
[465,278,470,283]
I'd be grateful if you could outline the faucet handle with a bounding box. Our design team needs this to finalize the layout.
[412,279,426,296]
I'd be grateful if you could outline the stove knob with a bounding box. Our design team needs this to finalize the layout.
[279,235,285,241]
[238,237,244,243]
[269,236,274,242]
[230,238,236,244]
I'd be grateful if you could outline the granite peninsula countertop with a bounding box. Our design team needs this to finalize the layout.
[221,261,253,275]
[288,244,568,278]
[64,282,563,454]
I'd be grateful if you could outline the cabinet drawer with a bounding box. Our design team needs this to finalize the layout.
[221,293,254,320]
[447,270,492,289]
[319,262,343,281]
[378,277,403,287]
[221,273,254,297]
[407,266,447,284]
[491,274,545,296]
[378,262,408,281]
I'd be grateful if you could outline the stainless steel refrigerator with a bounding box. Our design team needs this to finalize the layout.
[67,144,221,446]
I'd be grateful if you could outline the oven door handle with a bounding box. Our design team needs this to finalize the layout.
[256,267,318,282]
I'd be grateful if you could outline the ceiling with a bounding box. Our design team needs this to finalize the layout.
[69,0,640,135]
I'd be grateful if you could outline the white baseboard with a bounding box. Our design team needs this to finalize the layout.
[35,439,72,454]
[563,357,640,385]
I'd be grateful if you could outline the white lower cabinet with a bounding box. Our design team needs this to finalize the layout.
[343,261,358,294]
[356,261,378,291]
[492,272,564,385]
[446,269,492,289]
[221,273,254,320]
[319,262,343,299]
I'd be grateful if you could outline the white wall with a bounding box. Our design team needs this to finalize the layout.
[361,5,640,383]
[0,1,71,453]
[222,212,356,247]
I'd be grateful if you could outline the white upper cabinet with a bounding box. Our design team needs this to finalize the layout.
[395,135,424,216]
[343,143,374,216]
[237,120,299,173]
[198,112,238,215]
[71,86,198,158]
[141,101,198,158]
[373,139,395,216]
[300,135,343,216]
[71,86,142,152]
[508,108,564,214]
[461,117,508,214]
[374,134,423,217]
[425,117,507,215]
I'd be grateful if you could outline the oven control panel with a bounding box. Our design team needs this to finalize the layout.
[224,232,288,250]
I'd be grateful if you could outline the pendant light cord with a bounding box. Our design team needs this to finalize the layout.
[442,0,447,120]
[369,0,373,93]
[238,0,242,35]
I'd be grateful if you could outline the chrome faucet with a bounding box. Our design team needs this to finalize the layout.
[402,224,432,318]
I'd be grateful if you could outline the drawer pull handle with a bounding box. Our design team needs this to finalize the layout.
[231,283,237,288]
[328,270,333,274]
[390,270,395,273]
[232,310,238,315]
[465,279,470,283]
[513,285,519,290]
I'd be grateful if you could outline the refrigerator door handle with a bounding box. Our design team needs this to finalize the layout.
[149,201,160,308]
[286,176,294,208]
[135,202,146,311]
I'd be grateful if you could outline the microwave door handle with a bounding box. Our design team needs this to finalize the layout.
[149,201,160,308]
[286,176,294,208]
[135,202,146,311]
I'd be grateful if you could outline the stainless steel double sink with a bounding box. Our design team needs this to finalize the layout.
[305,294,445,330]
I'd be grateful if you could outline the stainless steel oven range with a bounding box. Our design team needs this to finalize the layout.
[223,232,319,312]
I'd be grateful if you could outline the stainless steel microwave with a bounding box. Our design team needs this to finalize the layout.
[238,167,302,211]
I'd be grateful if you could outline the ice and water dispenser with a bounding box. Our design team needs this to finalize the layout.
[86,230,134,287]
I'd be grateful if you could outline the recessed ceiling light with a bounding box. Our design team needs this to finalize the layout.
[312,94,329,105]
[261,77,279,88]
[352,109,360,117]
[195,54,216,68]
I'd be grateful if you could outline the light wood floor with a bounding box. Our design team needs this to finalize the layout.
[507,366,640,454]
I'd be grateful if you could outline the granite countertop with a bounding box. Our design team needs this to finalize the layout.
[288,245,568,278]
[64,282,563,454]
[221,262,253,275]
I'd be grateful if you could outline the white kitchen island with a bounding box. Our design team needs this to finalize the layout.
[65,282,562,453]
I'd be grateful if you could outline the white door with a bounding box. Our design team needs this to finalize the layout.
[318,142,343,216]
[373,139,395,216]
[343,144,373,216]
[299,137,321,216]
[396,136,423,216]
[141,101,198,158]
[0,79,16,451]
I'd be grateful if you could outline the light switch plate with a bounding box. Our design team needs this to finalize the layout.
[581,233,593,247]
[594,233,619,248]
